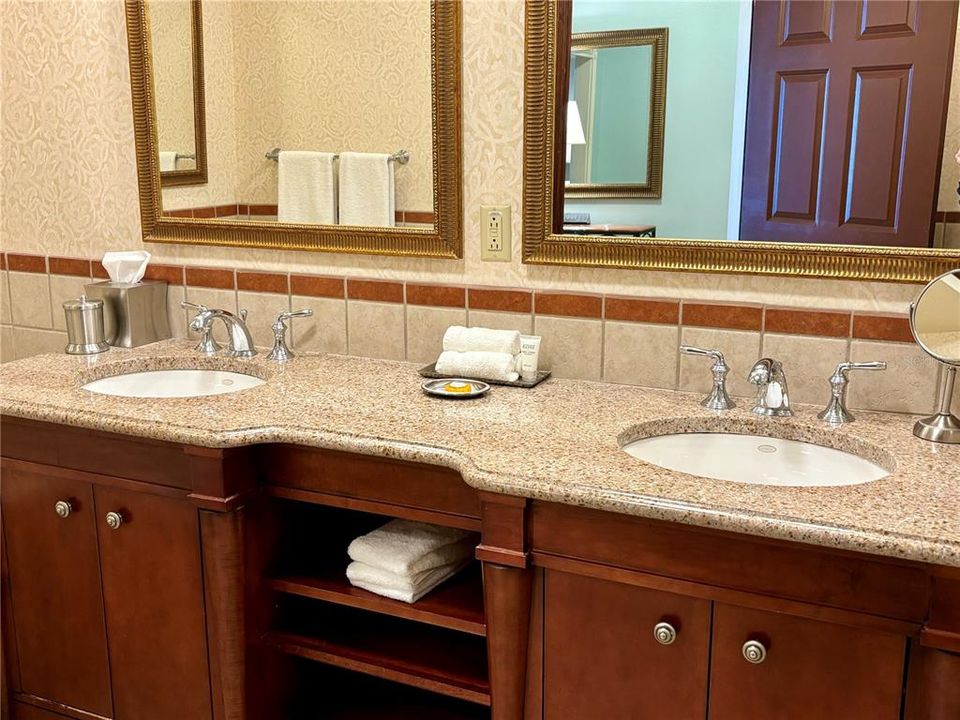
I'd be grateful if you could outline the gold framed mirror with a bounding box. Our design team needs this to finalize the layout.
[151,0,207,188]
[125,0,463,258]
[565,27,667,199]
[523,0,960,282]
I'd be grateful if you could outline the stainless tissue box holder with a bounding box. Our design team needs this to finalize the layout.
[84,280,171,348]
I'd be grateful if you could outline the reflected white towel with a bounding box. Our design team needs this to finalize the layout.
[346,559,471,604]
[442,325,522,356]
[338,152,395,227]
[435,350,520,383]
[278,151,337,224]
[348,519,475,576]
[159,151,177,172]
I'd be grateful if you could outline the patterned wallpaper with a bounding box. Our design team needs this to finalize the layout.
[149,0,196,165]
[0,0,922,314]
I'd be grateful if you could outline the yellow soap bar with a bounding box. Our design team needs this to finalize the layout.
[443,382,473,393]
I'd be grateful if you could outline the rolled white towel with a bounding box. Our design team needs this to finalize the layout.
[435,350,519,383]
[347,519,475,576]
[443,325,521,356]
[346,558,471,603]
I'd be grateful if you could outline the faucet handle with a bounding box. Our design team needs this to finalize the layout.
[180,300,207,312]
[267,308,314,362]
[680,345,735,411]
[278,308,314,323]
[818,360,886,424]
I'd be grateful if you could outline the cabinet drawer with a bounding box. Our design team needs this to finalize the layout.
[709,603,906,719]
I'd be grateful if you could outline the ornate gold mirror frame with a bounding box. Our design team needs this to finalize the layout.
[522,0,960,282]
[565,27,667,199]
[156,0,207,188]
[125,0,463,258]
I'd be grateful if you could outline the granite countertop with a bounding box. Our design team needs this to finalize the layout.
[1,340,958,567]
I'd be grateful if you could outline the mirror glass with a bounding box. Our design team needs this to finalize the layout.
[151,0,435,229]
[149,0,204,183]
[911,270,960,364]
[559,0,960,248]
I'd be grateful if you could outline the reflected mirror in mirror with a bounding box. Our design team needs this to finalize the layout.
[149,0,434,230]
[559,0,960,249]
[149,0,206,186]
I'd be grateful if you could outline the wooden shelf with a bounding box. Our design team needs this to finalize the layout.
[264,622,491,706]
[268,564,486,637]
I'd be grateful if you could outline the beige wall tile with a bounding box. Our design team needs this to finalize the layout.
[8,272,52,328]
[184,287,237,345]
[347,301,405,360]
[290,295,347,355]
[761,333,849,407]
[406,306,467,364]
[0,271,10,325]
[679,327,761,399]
[534,315,602,380]
[13,327,66,360]
[1,325,14,363]
[943,223,960,250]
[49,275,92,331]
[467,309,533,335]
[166,285,188,338]
[603,321,679,389]
[847,340,940,414]
[236,290,290,349]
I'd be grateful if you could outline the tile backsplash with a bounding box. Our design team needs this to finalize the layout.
[0,252,945,417]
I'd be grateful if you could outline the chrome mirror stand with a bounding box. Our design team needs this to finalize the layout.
[913,365,960,444]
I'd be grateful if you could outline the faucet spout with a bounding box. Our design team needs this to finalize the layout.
[191,308,257,358]
[747,358,792,417]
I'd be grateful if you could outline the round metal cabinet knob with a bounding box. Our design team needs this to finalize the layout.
[653,621,677,645]
[742,639,767,664]
[105,511,124,530]
[54,500,72,519]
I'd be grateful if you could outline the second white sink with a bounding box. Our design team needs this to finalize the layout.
[622,432,888,487]
[83,369,265,398]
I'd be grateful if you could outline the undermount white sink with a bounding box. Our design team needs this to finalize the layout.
[82,369,265,399]
[622,432,888,487]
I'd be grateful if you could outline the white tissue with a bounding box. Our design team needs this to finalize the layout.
[101,251,151,284]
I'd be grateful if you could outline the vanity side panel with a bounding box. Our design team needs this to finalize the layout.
[905,644,960,720]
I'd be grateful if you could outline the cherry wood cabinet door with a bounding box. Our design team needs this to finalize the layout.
[709,603,906,719]
[1,465,112,717]
[94,486,212,720]
[543,570,711,720]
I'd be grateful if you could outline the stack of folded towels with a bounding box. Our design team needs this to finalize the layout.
[434,325,522,382]
[346,519,477,604]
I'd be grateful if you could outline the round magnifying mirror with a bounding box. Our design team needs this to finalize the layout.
[909,269,960,443]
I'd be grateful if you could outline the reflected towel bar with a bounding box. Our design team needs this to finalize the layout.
[264,147,410,165]
[175,153,196,161]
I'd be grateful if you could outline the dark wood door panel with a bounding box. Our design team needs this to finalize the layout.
[94,486,212,720]
[709,603,905,719]
[780,0,834,45]
[858,0,918,38]
[1,466,112,717]
[544,570,710,720]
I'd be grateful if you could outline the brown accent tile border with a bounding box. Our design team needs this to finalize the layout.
[604,297,679,325]
[764,308,850,338]
[402,210,436,225]
[164,208,194,218]
[534,292,603,319]
[468,287,532,313]
[406,283,465,308]
[6,253,46,273]
[248,204,279,217]
[0,253,6,270]
[291,274,345,299]
[682,302,763,331]
[347,278,404,303]
[237,271,288,294]
[48,257,91,277]
[185,266,235,290]
[852,313,914,343]
[943,211,960,224]
[92,263,109,279]
[191,206,218,219]
[143,264,185,285]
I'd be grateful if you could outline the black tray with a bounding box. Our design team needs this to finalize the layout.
[419,363,551,388]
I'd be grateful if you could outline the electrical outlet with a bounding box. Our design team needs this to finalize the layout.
[480,205,511,262]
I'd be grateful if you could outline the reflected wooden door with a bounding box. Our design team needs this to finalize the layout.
[740,0,957,247]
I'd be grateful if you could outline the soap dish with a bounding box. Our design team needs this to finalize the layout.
[419,363,551,389]
[421,378,490,399]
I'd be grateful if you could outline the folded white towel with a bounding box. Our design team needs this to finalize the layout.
[277,150,337,225]
[338,152,395,227]
[442,325,522,356]
[346,558,471,603]
[347,519,475,576]
[159,151,177,172]
[435,350,520,383]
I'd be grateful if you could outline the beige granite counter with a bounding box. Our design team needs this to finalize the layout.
[1,341,958,566]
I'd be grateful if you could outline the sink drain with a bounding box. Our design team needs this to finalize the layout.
[756,444,777,454]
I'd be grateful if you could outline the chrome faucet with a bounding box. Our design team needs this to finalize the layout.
[679,345,735,410]
[267,308,314,362]
[182,301,257,358]
[817,361,886,424]
[747,358,792,417]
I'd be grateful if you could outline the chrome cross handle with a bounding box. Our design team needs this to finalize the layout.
[267,308,314,362]
[680,345,735,411]
[817,361,886,424]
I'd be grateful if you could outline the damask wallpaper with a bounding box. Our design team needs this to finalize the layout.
[0,0,922,313]
[149,0,196,166]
